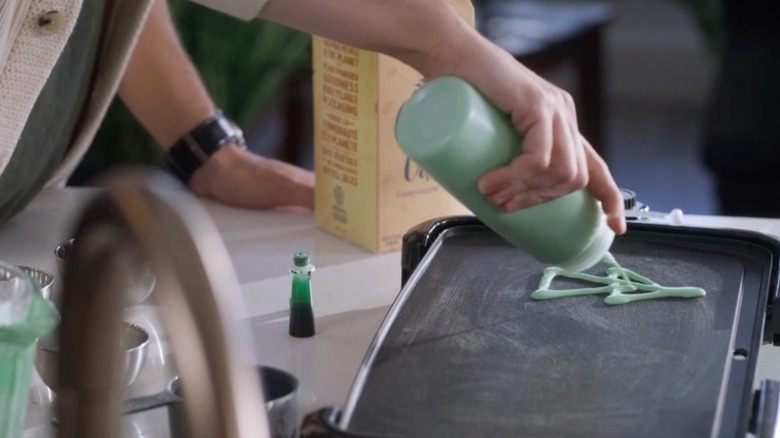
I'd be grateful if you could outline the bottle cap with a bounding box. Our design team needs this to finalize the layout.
[293,252,310,267]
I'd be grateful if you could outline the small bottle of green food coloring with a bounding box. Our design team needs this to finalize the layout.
[395,76,614,271]
[289,252,315,338]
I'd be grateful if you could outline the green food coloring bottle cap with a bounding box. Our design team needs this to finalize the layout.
[293,252,310,267]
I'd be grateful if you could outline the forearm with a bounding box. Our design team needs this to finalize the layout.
[260,0,473,77]
[118,0,314,210]
[118,0,215,148]
[260,0,622,228]
[260,0,528,115]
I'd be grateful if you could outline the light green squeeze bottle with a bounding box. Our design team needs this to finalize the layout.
[395,76,614,271]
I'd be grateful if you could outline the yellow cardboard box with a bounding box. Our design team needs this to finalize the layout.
[312,1,474,252]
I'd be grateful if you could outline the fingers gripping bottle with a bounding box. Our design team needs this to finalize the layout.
[394,76,614,272]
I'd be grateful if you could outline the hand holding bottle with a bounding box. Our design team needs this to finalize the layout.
[260,0,625,234]
[396,76,617,272]
[441,39,627,236]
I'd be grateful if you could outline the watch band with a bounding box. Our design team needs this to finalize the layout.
[165,110,246,184]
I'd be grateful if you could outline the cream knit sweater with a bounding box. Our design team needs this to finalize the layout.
[0,0,152,188]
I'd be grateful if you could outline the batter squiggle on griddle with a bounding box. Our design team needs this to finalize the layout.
[531,253,706,305]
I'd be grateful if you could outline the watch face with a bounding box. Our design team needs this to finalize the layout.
[196,114,245,154]
[224,120,246,148]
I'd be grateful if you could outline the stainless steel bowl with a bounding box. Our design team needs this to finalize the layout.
[54,238,155,306]
[16,266,54,300]
[35,322,150,393]
[125,365,299,438]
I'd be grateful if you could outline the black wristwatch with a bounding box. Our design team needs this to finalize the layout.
[164,110,246,184]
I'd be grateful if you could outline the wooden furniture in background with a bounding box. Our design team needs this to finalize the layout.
[479,0,615,156]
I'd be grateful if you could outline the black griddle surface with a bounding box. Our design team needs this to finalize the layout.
[342,226,775,437]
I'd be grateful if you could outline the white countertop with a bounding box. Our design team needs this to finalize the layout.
[5,187,780,437]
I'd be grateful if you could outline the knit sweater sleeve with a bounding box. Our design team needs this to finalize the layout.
[0,0,81,178]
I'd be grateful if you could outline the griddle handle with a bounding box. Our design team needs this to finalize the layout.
[751,379,780,437]
[401,216,482,287]
[300,407,387,437]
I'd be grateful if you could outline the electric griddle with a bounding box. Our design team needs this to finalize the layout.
[302,217,780,437]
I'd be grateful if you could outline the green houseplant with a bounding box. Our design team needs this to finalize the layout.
[72,1,312,184]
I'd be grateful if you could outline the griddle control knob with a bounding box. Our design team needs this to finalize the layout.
[620,188,650,221]
[621,188,637,210]
[619,188,684,224]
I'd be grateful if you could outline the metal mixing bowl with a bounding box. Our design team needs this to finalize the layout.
[54,238,155,306]
[35,322,150,393]
[124,365,299,438]
[16,266,54,300]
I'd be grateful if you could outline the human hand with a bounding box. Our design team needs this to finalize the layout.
[436,40,626,235]
[475,79,589,212]
[477,128,626,235]
[188,144,314,210]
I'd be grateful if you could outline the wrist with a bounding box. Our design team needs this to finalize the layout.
[164,110,246,184]
[187,142,245,196]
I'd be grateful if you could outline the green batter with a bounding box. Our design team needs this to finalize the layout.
[532,252,705,305]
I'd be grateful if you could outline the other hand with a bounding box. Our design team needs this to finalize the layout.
[188,144,314,210]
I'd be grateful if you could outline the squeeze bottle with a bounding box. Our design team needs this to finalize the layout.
[394,76,614,271]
